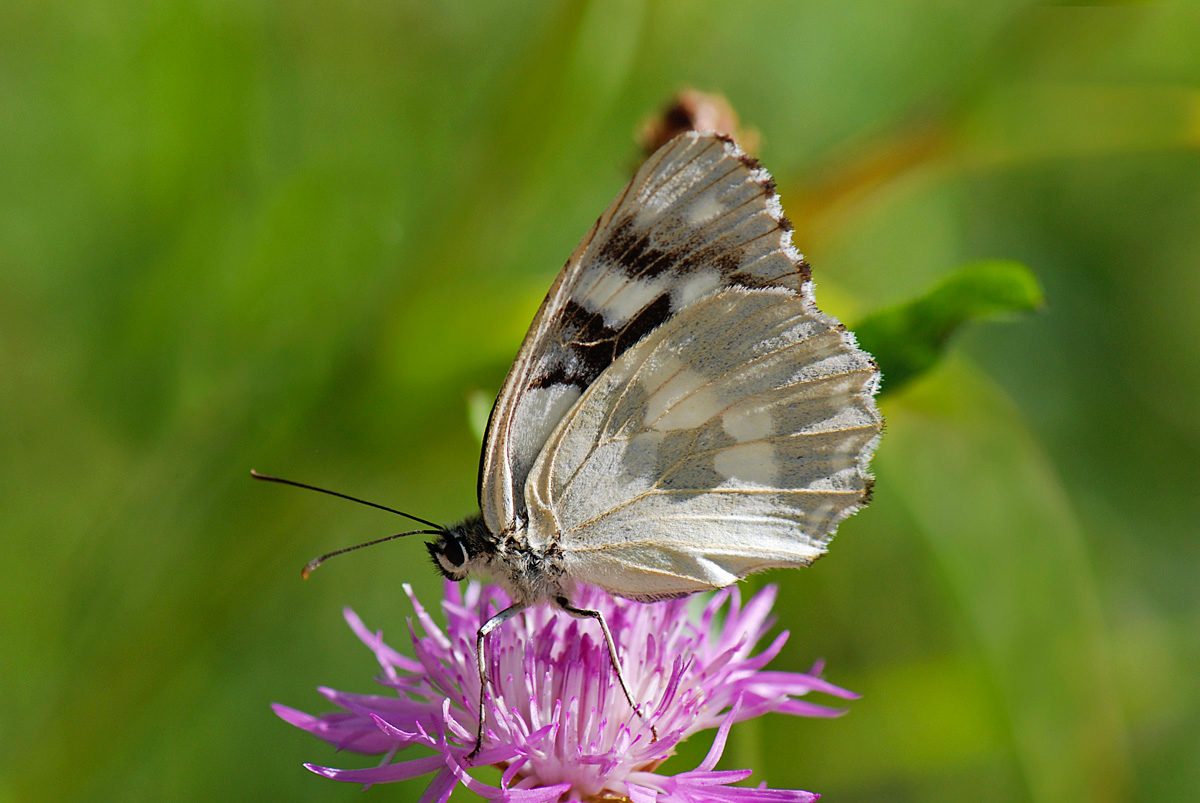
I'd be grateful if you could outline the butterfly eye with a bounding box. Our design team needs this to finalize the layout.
[426,534,470,579]
[442,537,467,568]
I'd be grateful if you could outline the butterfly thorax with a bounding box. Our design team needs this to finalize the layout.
[427,513,567,605]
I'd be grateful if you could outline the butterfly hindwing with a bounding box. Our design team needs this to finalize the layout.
[479,133,806,535]
[524,288,881,601]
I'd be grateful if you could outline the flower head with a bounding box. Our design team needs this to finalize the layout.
[274,582,856,802]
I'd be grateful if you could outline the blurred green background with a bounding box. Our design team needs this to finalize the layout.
[3,1,1198,801]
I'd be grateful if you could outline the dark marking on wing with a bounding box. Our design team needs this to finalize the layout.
[596,214,756,281]
[522,144,798,403]
[614,293,673,356]
[531,293,674,393]
[730,257,811,288]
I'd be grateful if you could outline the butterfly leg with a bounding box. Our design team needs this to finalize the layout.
[467,602,526,763]
[554,596,658,742]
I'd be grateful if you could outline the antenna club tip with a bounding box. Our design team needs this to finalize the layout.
[301,560,321,580]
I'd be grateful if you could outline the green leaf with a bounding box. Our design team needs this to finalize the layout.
[854,261,1044,395]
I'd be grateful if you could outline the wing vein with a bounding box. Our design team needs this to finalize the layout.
[562,486,865,537]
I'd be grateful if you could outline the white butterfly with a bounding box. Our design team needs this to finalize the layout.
[259,131,881,759]
[429,132,881,755]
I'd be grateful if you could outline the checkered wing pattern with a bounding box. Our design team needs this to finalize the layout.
[479,133,807,535]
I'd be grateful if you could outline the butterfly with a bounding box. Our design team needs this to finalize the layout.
[257,131,881,759]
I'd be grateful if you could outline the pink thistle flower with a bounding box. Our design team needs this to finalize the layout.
[274,581,856,802]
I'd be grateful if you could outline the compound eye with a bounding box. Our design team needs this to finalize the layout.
[442,537,467,568]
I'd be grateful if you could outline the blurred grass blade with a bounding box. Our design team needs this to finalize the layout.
[855,261,1044,395]
[467,389,494,445]
[879,362,1130,802]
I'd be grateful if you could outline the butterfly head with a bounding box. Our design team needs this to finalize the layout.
[426,514,496,582]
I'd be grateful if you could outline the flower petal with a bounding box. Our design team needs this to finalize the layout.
[304,754,442,784]
[344,607,423,675]
[499,783,573,802]
[404,583,452,650]
[416,767,459,803]
[770,699,849,718]
[626,781,660,803]
[751,671,859,700]
[273,703,396,754]
[697,696,741,772]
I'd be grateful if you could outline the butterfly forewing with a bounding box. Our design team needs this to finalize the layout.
[524,288,881,602]
[479,133,807,536]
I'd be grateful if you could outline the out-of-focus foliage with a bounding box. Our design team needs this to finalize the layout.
[2,2,1197,802]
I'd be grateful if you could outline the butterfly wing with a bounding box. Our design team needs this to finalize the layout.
[524,287,882,601]
[480,133,806,536]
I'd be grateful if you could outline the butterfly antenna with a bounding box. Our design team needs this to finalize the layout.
[250,470,443,530]
[301,528,444,579]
